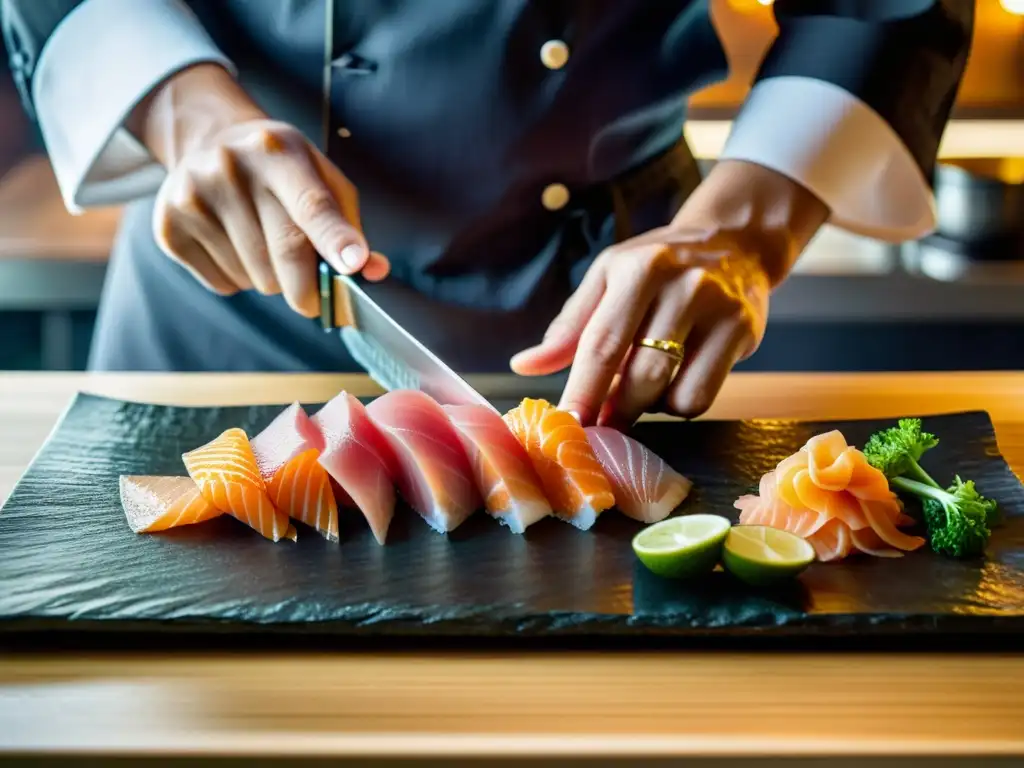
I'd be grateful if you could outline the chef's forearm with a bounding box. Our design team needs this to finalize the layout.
[717,1,973,244]
[1,0,235,212]
[669,159,829,288]
[126,63,265,170]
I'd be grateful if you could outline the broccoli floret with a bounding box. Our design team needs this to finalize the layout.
[862,418,940,486]
[894,475,992,559]
[921,498,989,558]
[863,418,1001,560]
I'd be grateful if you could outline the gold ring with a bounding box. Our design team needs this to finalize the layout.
[636,337,685,361]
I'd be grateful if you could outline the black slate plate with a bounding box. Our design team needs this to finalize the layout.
[1,392,1023,649]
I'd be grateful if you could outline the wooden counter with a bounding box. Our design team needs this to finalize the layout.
[1,372,1023,761]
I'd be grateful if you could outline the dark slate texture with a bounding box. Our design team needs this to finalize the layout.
[1,393,1023,648]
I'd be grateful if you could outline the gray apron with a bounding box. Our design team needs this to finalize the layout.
[88,0,715,372]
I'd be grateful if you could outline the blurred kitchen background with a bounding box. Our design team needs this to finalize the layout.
[0,0,1022,372]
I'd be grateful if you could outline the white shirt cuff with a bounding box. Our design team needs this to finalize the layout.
[31,0,236,213]
[718,76,937,243]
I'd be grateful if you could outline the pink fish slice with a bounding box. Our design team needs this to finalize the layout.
[367,390,482,534]
[312,391,398,545]
[249,402,325,479]
[250,402,339,542]
[443,404,552,534]
[584,426,692,524]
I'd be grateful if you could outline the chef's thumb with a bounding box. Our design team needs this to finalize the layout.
[327,234,371,276]
[307,149,371,275]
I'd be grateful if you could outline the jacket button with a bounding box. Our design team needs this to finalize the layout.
[540,40,570,70]
[542,183,570,211]
[337,127,352,138]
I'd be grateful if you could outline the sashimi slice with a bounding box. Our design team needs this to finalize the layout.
[845,457,899,502]
[732,429,921,562]
[851,527,906,558]
[805,431,857,490]
[860,499,927,552]
[313,391,398,545]
[250,403,338,541]
[791,468,867,530]
[806,518,853,562]
[366,390,482,534]
[266,449,339,542]
[119,475,222,533]
[584,426,692,523]
[443,404,552,534]
[182,427,296,542]
[503,398,615,530]
[736,492,830,539]
[250,402,325,478]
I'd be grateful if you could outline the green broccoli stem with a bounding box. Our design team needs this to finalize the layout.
[891,476,951,505]
[902,459,941,489]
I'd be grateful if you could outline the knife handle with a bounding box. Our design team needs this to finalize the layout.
[318,258,336,331]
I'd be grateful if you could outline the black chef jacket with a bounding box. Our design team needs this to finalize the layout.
[2,0,973,372]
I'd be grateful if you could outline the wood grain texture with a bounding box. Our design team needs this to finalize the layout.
[1,372,1023,757]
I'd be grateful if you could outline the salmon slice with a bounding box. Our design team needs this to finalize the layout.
[805,431,858,490]
[736,482,830,539]
[503,398,615,530]
[584,426,692,524]
[806,518,853,562]
[845,457,898,501]
[251,403,338,542]
[791,467,867,530]
[119,475,222,533]
[733,429,923,561]
[182,427,296,542]
[860,498,927,551]
[850,527,906,558]
[443,404,552,534]
[312,391,397,544]
[265,448,339,542]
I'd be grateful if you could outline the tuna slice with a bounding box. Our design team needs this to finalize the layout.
[443,404,552,533]
[366,390,482,534]
[312,391,398,545]
[584,426,692,524]
[250,402,339,542]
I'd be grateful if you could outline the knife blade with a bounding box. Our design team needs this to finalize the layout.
[319,261,498,412]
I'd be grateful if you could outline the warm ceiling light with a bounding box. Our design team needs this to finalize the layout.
[1000,0,1024,14]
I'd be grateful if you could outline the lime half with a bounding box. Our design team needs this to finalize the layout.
[722,525,816,587]
[632,514,732,579]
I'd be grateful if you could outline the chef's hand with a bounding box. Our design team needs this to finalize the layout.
[510,159,829,427]
[127,63,388,317]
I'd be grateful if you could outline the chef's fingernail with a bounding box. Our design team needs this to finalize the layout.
[339,244,366,271]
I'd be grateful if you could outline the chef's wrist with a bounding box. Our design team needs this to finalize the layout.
[125,63,267,170]
[669,159,829,287]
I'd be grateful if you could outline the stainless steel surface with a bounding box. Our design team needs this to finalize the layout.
[770,270,1024,321]
[933,159,1024,244]
[0,260,107,310]
[902,240,1024,285]
[333,273,498,410]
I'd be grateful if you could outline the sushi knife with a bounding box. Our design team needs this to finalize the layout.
[318,259,499,412]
